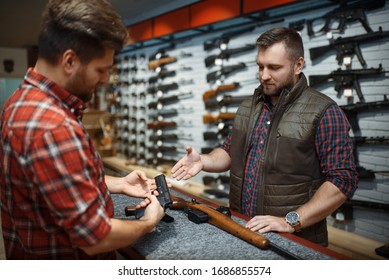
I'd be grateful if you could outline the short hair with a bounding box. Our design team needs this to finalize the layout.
[38,0,129,64]
[256,27,304,61]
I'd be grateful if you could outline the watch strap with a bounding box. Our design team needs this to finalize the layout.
[293,221,301,232]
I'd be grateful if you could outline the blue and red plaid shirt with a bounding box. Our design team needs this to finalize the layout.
[0,68,115,259]
[222,99,358,217]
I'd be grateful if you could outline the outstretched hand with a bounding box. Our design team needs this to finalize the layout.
[171,146,203,180]
[119,170,156,198]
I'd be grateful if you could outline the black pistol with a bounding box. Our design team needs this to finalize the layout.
[125,174,173,222]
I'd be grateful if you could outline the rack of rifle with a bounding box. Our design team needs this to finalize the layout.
[114,48,196,166]
[110,0,388,175]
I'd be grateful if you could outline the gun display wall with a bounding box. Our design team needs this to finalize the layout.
[103,0,389,243]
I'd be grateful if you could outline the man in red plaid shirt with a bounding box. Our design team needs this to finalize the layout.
[0,0,164,259]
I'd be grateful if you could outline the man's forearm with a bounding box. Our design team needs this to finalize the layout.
[105,175,123,194]
[201,147,231,173]
[80,217,156,256]
[296,181,347,229]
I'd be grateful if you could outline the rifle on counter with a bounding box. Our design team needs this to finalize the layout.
[205,94,252,110]
[148,92,193,109]
[169,194,303,258]
[170,194,269,249]
[124,187,301,258]
[308,65,385,102]
[203,25,256,51]
[206,63,247,83]
[148,56,177,70]
[352,136,389,179]
[205,44,256,67]
[309,27,389,66]
[306,0,385,37]
[203,112,236,124]
[148,69,176,84]
[339,95,389,132]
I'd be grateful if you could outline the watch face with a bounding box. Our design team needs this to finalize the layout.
[286,211,299,223]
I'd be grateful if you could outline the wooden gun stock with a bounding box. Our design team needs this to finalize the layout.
[147,121,177,129]
[148,56,177,70]
[170,194,269,250]
[202,82,240,101]
[203,112,236,124]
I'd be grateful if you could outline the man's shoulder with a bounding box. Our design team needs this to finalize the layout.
[304,86,337,105]
[3,86,70,135]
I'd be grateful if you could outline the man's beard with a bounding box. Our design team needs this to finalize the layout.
[261,71,295,97]
[66,69,95,103]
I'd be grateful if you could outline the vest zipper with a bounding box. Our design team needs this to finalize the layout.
[256,92,288,215]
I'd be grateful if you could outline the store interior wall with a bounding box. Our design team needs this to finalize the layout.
[108,1,389,243]
[0,0,388,246]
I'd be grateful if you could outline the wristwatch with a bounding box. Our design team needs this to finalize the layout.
[285,211,301,232]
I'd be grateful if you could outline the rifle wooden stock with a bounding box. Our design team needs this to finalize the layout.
[147,121,177,129]
[203,112,236,124]
[170,194,269,250]
[148,56,177,70]
[202,82,240,101]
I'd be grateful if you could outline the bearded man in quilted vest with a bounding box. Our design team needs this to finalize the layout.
[171,27,358,246]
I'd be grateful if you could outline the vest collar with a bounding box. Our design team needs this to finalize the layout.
[254,73,308,107]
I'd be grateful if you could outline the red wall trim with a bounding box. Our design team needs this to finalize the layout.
[153,8,191,37]
[126,20,153,44]
[124,0,296,45]
[243,0,296,14]
[190,0,241,28]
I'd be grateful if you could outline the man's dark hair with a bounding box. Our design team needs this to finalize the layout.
[38,0,129,64]
[256,27,304,61]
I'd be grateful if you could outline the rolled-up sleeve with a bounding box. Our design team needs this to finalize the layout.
[315,105,358,199]
[31,122,112,247]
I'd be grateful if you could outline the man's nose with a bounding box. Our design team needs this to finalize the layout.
[260,69,271,80]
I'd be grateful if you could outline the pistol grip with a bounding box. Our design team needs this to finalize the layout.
[154,174,173,209]
[125,206,145,219]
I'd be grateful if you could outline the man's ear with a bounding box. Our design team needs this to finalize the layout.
[61,49,79,74]
[295,57,304,74]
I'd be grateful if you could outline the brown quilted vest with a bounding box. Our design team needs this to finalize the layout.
[229,74,336,246]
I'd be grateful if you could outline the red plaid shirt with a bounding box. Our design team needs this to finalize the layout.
[0,68,115,259]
